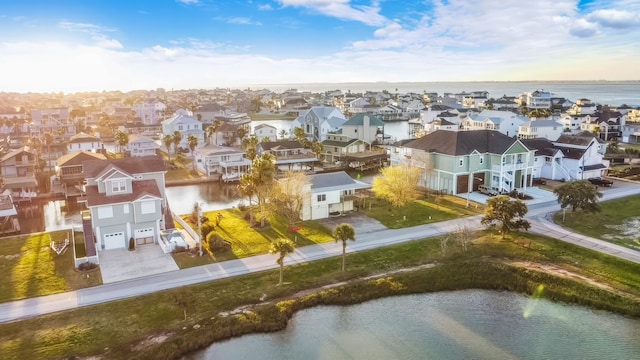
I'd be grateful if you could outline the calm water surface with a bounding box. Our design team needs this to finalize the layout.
[190,290,640,360]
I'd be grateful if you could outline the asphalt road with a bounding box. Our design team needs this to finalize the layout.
[1,183,639,324]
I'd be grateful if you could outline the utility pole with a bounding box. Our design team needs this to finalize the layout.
[195,202,203,256]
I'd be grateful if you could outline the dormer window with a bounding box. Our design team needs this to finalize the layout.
[111,179,127,193]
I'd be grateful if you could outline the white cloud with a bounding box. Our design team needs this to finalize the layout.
[258,4,274,11]
[215,17,263,25]
[569,18,600,37]
[587,9,639,29]
[176,0,200,4]
[93,36,123,49]
[278,0,387,26]
[2,0,639,93]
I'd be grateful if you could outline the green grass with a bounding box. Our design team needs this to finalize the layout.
[362,195,483,228]
[173,209,336,268]
[554,194,640,249]
[2,230,640,359]
[0,231,102,303]
[73,232,86,258]
[164,168,202,182]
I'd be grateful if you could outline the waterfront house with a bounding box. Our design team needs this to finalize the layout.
[254,123,278,142]
[424,118,459,134]
[523,90,552,109]
[517,120,564,141]
[55,151,107,198]
[341,114,385,144]
[193,144,251,181]
[257,140,317,172]
[83,156,168,250]
[0,146,38,201]
[321,134,370,164]
[397,130,535,195]
[463,110,529,138]
[126,134,158,157]
[291,106,347,141]
[67,132,103,153]
[161,113,204,150]
[301,171,371,220]
[522,133,608,181]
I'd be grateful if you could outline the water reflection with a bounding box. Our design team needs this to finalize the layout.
[191,290,640,360]
[165,182,243,215]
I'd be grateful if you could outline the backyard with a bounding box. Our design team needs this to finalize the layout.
[0,231,102,303]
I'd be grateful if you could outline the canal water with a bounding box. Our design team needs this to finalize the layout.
[189,290,640,360]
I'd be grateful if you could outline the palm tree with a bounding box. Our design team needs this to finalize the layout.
[241,135,259,161]
[114,130,129,157]
[278,129,288,140]
[269,238,295,286]
[206,119,222,145]
[236,126,248,145]
[163,134,174,163]
[172,131,183,158]
[187,134,199,171]
[333,223,356,272]
[43,132,54,172]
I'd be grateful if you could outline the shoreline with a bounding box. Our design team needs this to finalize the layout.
[130,260,640,360]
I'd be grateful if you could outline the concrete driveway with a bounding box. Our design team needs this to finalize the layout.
[98,245,180,284]
[319,212,388,235]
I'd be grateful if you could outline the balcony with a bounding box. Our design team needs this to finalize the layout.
[492,162,528,172]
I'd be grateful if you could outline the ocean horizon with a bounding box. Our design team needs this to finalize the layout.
[243,80,640,106]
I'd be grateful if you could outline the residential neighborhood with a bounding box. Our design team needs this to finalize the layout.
[1,84,640,360]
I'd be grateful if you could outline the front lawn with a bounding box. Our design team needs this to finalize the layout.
[173,209,335,269]
[554,194,640,249]
[0,231,102,303]
[362,195,483,229]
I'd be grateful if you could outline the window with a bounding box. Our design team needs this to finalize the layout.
[111,180,127,193]
[317,194,326,202]
[123,204,129,214]
[459,159,463,167]
[479,156,484,164]
[97,206,113,219]
[141,200,156,214]
[178,125,183,130]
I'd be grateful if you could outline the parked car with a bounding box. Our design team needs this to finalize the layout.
[588,177,613,187]
[478,185,498,196]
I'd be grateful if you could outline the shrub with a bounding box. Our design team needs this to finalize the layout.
[128,237,135,251]
[77,262,98,271]
[172,246,187,254]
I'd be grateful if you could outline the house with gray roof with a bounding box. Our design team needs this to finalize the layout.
[522,133,609,181]
[193,144,251,180]
[341,114,384,143]
[321,134,370,164]
[257,140,317,172]
[301,171,371,220]
[518,120,564,141]
[463,110,529,138]
[393,130,535,195]
[291,106,347,141]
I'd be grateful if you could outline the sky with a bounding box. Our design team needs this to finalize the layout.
[0,0,639,93]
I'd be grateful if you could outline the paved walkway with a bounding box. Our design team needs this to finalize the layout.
[1,184,639,323]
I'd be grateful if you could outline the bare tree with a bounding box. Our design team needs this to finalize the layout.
[268,171,310,227]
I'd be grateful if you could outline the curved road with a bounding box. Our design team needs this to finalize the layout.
[1,184,639,324]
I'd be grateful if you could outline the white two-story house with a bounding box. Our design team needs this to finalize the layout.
[194,145,251,181]
[126,134,158,157]
[301,171,371,220]
[83,156,167,251]
[161,113,204,149]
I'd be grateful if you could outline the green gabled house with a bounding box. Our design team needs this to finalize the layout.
[397,130,535,195]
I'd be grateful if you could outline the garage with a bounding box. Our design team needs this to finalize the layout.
[311,205,329,220]
[103,232,125,250]
[135,228,155,245]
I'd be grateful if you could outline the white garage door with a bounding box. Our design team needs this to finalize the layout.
[103,232,125,250]
[135,228,155,245]
[311,205,329,220]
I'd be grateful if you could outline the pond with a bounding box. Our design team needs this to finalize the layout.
[189,290,640,360]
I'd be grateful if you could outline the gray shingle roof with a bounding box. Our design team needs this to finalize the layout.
[343,114,385,127]
[404,130,521,156]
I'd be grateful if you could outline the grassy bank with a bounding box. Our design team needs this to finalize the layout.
[553,194,640,249]
[2,231,640,359]
[362,195,482,228]
[0,231,102,303]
